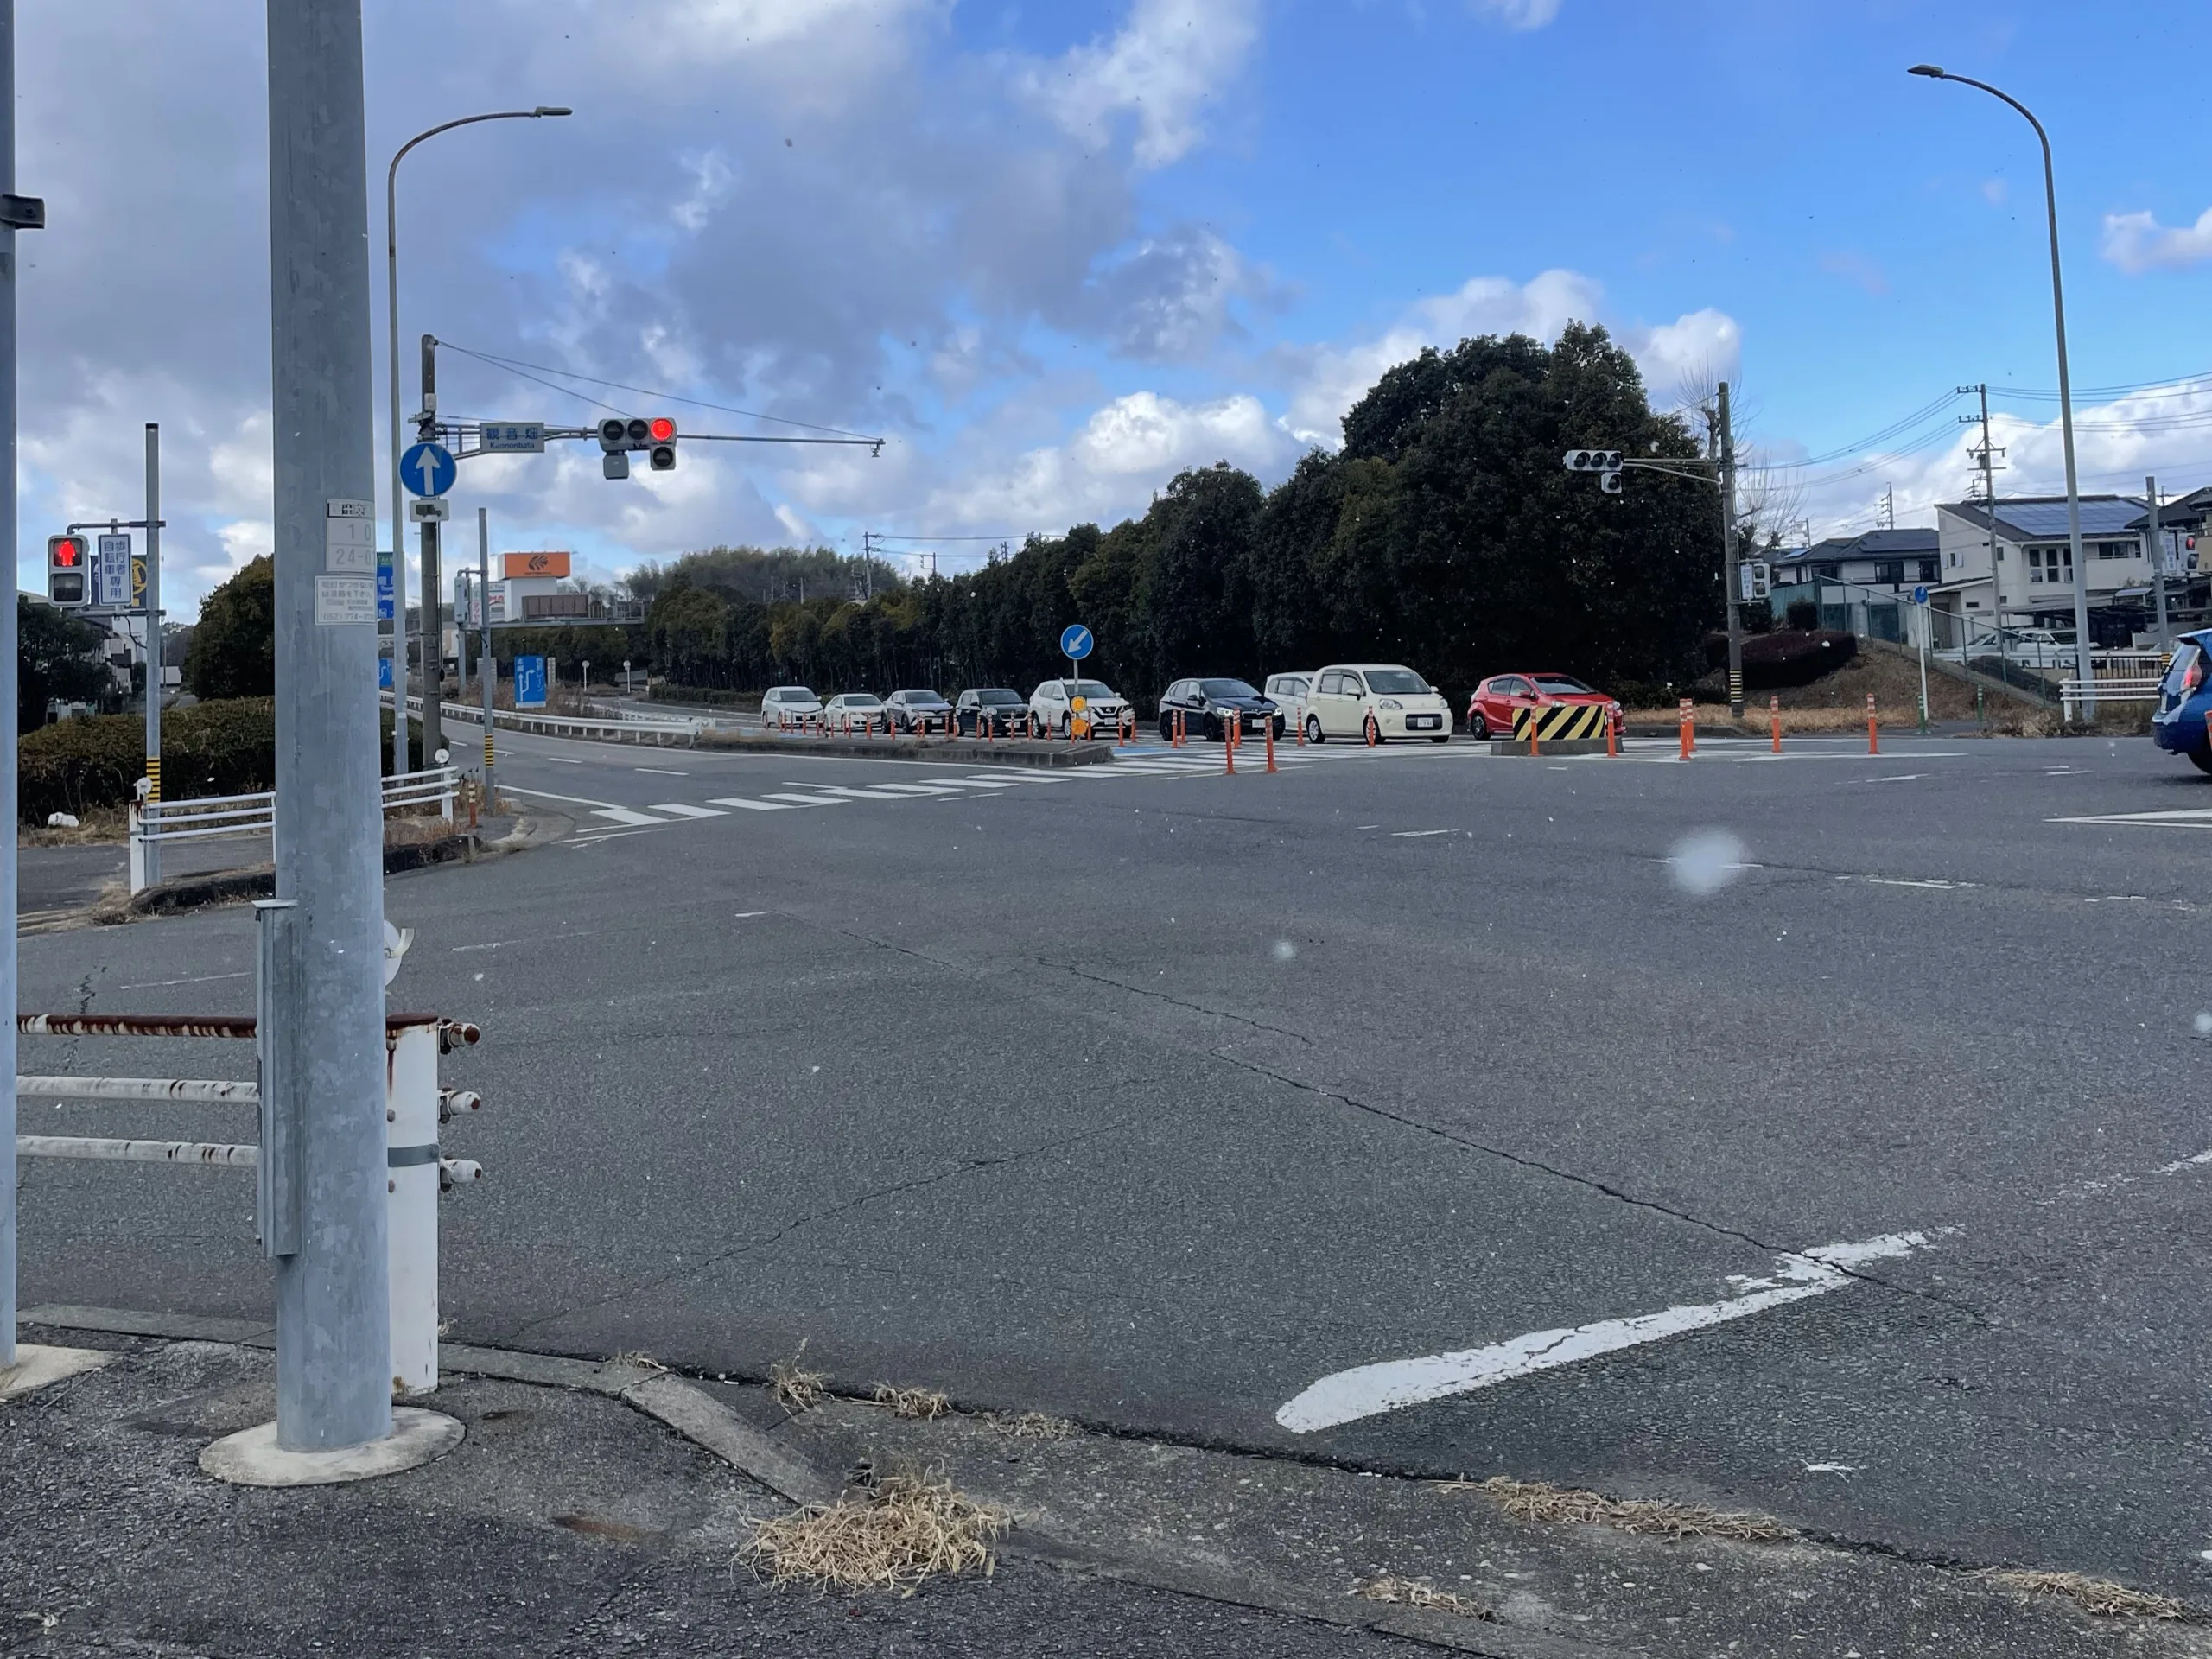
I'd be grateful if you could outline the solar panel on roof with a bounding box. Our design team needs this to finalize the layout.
[1998,499,2145,537]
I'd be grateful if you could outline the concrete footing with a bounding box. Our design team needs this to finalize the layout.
[199,1406,464,1487]
[0,1343,116,1400]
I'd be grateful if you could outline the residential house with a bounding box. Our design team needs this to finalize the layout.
[1931,495,2158,640]
[1770,528,1941,594]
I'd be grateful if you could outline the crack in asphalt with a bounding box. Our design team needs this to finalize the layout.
[1037,958,1315,1046]
[1209,1047,1990,1326]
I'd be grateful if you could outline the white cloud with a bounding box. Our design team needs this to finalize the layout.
[1021,0,1262,168]
[1469,0,1563,29]
[2101,206,2212,275]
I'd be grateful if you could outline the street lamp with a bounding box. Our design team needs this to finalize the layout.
[1907,65,2094,711]
[385,105,570,778]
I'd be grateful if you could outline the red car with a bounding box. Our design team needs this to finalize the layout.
[1466,673,1621,739]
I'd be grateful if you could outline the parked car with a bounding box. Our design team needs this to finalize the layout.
[1264,671,1315,734]
[760,684,823,728]
[1465,673,1622,740]
[954,687,1029,736]
[2152,631,2212,774]
[885,688,954,734]
[1301,664,1452,743]
[1157,677,1282,741]
[822,691,890,733]
[1029,677,1128,738]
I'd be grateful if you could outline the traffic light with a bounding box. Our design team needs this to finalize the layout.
[1562,448,1624,473]
[648,416,677,472]
[1600,470,1624,494]
[599,415,677,476]
[47,533,87,606]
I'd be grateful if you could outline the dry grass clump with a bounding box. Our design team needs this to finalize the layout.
[1355,1575,1496,1621]
[986,1410,1076,1440]
[1986,1570,2189,1620]
[873,1383,951,1421]
[606,1351,668,1373]
[1470,1477,1793,1542]
[741,1471,1011,1595]
[769,1341,828,1414]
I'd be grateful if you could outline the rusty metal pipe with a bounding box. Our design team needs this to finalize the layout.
[18,1075,257,1105]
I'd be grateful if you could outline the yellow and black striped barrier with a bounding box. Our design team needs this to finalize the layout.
[1512,703,1609,742]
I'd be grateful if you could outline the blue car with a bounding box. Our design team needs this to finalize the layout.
[2151,629,2212,774]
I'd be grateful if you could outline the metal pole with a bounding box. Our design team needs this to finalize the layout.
[143,423,162,885]
[1979,384,2006,695]
[0,0,20,1369]
[385,142,405,781]
[479,505,494,804]
[1719,381,1744,719]
[266,0,392,1452]
[2147,474,2170,654]
[416,334,442,769]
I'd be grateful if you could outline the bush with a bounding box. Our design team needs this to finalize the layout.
[1740,629,1856,690]
[185,556,276,700]
[1784,598,1819,632]
[18,698,424,823]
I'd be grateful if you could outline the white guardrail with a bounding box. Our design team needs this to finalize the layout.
[406,695,703,747]
[127,766,460,895]
[2060,677,2164,718]
[13,1011,483,1396]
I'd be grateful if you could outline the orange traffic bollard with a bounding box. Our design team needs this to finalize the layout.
[1294,709,1305,745]
[1224,717,1236,775]
[1770,694,1782,754]
[1678,697,1694,760]
[1605,708,1618,758]
[1866,693,1879,755]
[1265,715,1278,772]
[1529,709,1541,757]
[1364,713,1379,747]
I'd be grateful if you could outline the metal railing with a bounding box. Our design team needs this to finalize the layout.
[2061,677,2164,718]
[14,1010,483,1396]
[404,694,702,747]
[127,766,460,894]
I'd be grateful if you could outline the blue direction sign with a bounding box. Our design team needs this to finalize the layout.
[1911,584,1929,605]
[1059,623,1094,661]
[398,441,457,498]
[378,550,395,621]
[513,654,548,709]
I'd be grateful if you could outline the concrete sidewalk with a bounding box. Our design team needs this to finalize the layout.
[6,1318,2196,1659]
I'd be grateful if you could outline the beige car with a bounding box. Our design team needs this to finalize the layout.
[1302,664,1452,743]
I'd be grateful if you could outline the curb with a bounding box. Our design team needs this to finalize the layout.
[695,732,1116,768]
[121,833,480,918]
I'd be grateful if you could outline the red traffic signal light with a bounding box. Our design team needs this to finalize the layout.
[47,533,88,606]
[48,534,83,568]
[647,416,676,443]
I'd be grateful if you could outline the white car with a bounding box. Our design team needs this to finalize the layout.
[1264,671,1316,734]
[760,684,823,729]
[822,691,890,734]
[1302,664,1452,743]
[1028,677,1128,738]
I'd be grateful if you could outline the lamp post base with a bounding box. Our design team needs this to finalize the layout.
[200,1406,463,1487]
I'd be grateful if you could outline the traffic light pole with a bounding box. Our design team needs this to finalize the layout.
[143,423,162,882]
[478,505,495,805]
[416,334,442,769]
[1719,382,1745,720]
[264,0,393,1455]
[0,0,21,1371]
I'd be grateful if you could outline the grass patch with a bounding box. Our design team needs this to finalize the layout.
[873,1383,950,1421]
[1987,1570,2189,1620]
[606,1351,668,1374]
[1466,1477,1793,1542]
[769,1340,828,1415]
[1355,1575,1496,1621]
[741,1471,1011,1595]
[986,1410,1076,1440]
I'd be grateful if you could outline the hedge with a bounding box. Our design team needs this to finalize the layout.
[1704,628,1858,690]
[19,699,423,823]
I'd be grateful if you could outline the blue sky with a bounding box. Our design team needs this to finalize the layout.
[17,0,2212,613]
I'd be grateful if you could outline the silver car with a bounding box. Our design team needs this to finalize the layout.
[1028,677,1127,738]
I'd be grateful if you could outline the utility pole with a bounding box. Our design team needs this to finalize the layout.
[143,424,162,884]
[264,0,393,1454]
[478,505,494,804]
[1719,381,1744,719]
[1881,485,1896,531]
[0,0,28,1370]
[416,334,442,771]
[2147,474,2170,653]
[1962,384,2008,689]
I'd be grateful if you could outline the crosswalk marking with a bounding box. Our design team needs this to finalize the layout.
[707,798,800,812]
[650,803,727,818]
[794,781,966,798]
[760,792,849,807]
[590,806,666,826]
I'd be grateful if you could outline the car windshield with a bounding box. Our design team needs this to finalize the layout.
[842,695,882,708]
[1363,670,1427,695]
[897,690,945,703]
[1531,675,1594,695]
[1065,681,1113,698]
[977,689,1023,704]
[1198,679,1260,698]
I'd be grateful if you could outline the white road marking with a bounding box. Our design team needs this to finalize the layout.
[1869,774,1926,783]
[707,797,800,812]
[1275,1232,1930,1433]
[651,803,726,818]
[796,781,963,798]
[119,970,250,991]
[2050,807,2212,829]
[950,776,1025,789]
[732,911,770,919]
[760,792,849,808]
[635,766,690,777]
[1857,876,1974,891]
[592,807,668,827]
[1800,1462,1859,1474]
[543,756,582,765]
[1390,830,1453,838]
[503,785,623,810]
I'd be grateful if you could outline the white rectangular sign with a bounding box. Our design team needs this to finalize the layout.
[480,422,544,454]
[314,574,377,626]
[324,499,377,572]
[95,533,130,607]
[407,497,450,524]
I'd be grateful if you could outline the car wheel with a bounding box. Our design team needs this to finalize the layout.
[1060,714,1072,738]
[1029,715,1042,739]
[1306,714,1324,745]
[1469,711,1489,739]
[2190,749,2212,776]
[1274,716,1286,741]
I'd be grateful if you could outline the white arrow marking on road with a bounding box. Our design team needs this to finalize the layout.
[1275,1232,1931,1434]
[2050,807,2212,829]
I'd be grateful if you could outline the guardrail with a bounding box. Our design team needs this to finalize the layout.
[412,696,703,747]
[2061,677,2164,719]
[14,1010,483,1395]
[126,766,460,895]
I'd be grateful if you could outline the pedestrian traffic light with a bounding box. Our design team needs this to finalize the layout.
[47,533,87,606]
[648,416,677,472]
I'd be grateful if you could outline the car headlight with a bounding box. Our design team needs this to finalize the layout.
[1378,698,1403,710]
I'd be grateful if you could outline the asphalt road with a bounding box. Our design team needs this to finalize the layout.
[17,725,2212,1599]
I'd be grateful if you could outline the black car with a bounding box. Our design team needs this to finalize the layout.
[955,686,1029,736]
[1157,677,1281,741]
[885,688,954,734]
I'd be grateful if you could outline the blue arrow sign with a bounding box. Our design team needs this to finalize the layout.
[398,442,456,498]
[1059,623,1094,661]
[1911,584,1929,605]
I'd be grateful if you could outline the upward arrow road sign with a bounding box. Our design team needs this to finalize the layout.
[398,442,456,497]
